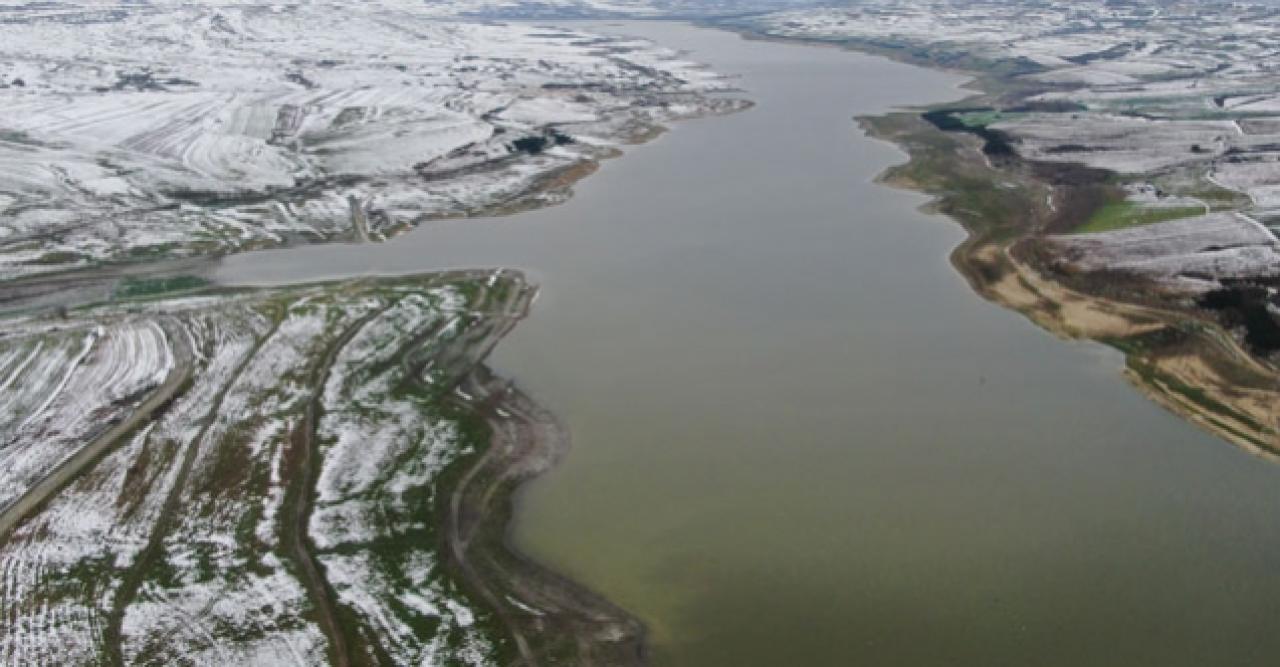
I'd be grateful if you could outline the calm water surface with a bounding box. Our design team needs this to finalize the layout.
[217,22,1280,666]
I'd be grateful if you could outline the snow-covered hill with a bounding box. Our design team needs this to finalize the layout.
[0,2,747,278]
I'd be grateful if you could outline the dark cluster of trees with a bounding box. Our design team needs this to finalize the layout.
[511,129,575,155]
[1200,282,1280,353]
[921,108,1015,158]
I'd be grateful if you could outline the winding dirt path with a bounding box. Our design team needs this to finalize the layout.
[279,305,389,667]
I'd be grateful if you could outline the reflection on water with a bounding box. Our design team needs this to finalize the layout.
[217,22,1280,667]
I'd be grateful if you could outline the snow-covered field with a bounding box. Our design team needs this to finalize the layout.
[0,319,172,509]
[0,2,748,279]
[0,272,530,665]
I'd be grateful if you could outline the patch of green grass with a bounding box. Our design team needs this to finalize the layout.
[1075,201,1203,234]
[114,274,209,299]
[1180,185,1251,211]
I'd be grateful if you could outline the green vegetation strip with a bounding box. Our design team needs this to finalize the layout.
[1075,202,1204,234]
[113,275,209,299]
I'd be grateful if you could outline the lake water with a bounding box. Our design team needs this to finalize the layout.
[216,22,1280,666]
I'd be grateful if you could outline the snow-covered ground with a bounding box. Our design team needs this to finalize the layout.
[0,272,529,665]
[310,292,493,664]
[0,2,747,279]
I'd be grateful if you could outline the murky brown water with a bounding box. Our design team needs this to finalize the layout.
[217,22,1280,666]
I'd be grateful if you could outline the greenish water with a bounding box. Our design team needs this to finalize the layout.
[217,22,1280,666]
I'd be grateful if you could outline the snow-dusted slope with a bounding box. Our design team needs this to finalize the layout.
[1050,212,1280,292]
[0,3,745,279]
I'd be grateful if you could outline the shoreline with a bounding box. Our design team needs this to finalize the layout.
[435,22,1279,662]
[717,23,1280,455]
[860,108,1280,456]
[417,274,649,665]
[0,98,752,318]
[0,267,657,663]
[442,364,648,666]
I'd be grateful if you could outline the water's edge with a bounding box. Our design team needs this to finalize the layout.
[724,24,1280,454]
